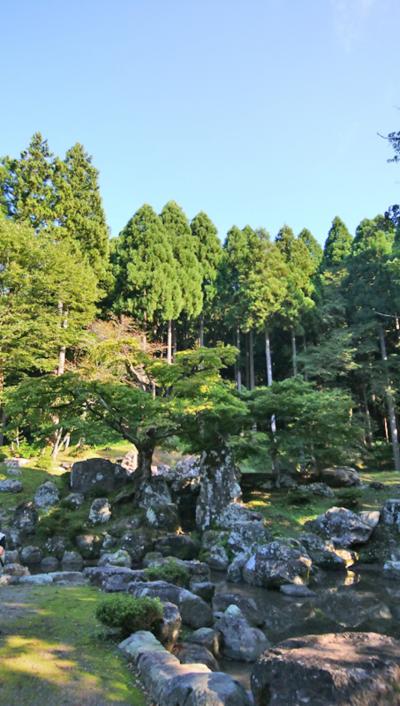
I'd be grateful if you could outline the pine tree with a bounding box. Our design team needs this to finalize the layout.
[160,201,202,361]
[322,216,353,269]
[298,228,323,269]
[54,143,110,282]
[112,204,179,344]
[190,211,222,345]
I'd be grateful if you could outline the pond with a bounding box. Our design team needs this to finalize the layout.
[213,566,400,690]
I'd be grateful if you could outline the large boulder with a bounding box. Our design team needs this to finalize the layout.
[381,499,400,529]
[155,534,199,560]
[187,628,221,657]
[195,449,242,531]
[159,601,182,648]
[215,606,269,662]
[320,466,361,487]
[62,492,85,510]
[201,531,230,571]
[173,642,219,671]
[213,592,263,626]
[20,545,43,566]
[70,458,130,494]
[98,549,132,568]
[75,533,103,560]
[305,507,375,547]
[164,672,252,706]
[0,479,23,493]
[128,580,213,629]
[61,550,83,571]
[298,532,356,570]
[88,497,111,524]
[243,540,312,588]
[251,632,400,706]
[13,502,38,535]
[138,477,172,509]
[34,481,60,509]
[144,503,180,532]
[120,528,154,564]
[83,565,138,589]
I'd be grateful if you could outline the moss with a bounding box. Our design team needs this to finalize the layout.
[144,558,190,587]
[0,584,145,705]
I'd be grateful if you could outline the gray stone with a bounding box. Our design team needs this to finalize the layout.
[243,540,312,588]
[251,632,400,706]
[159,601,182,648]
[98,549,132,568]
[190,580,215,602]
[145,503,180,532]
[302,482,335,498]
[18,573,54,585]
[187,628,221,657]
[173,642,219,671]
[62,492,85,509]
[155,534,199,560]
[217,504,265,530]
[305,507,375,547]
[20,545,43,566]
[0,479,23,493]
[75,533,103,559]
[128,580,213,629]
[321,466,361,487]
[227,552,251,583]
[89,497,111,524]
[50,571,87,585]
[120,528,154,564]
[4,562,29,577]
[61,550,83,571]
[195,449,242,530]
[4,550,19,564]
[164,672,252,706]
[34,480,60,509]
[213,592,263,626]
[45,535,67,559]
[299,532,356,570]
[138,478,172,509]
[5,457,29,469]
[215,606,269,662]
[70,458,130,494]
[13,502,38,535]
[84,565,138,589]
[40,556,59,572]
[381,499,400,529]
[359,510,380,529]
[383,560,400,578]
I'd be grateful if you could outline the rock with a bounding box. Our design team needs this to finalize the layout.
[104,569,145,591]
[70,458,130,494]
[164,672,252,706]
[227,521,271,558]
[45,535,67,559]
[145,503,180,532]
[215,606,269,662]
[171,456,201,532]
[370,481,385,490]
[5,528,22,550]
[251,632,400,706]
[20,545,43,566]
[217,503,265,530]
[173,642,219,671]
[0,575,13,585]
[187,628,221,657]
[381,499,400,529]
[5,457,29,469]
[89,497,111,524]
[315,588,392,630]
[128,580,213,629]
[190,581,215,602]
[120,528,154,564]
[75,533,103,559]
[18,573,54,585]
[321,466,361,487]
[147,558,210,583]
[155,534,199,560]
[50,571,87,585]
[98,549,132,568]
[302,482,335,498]
[4,562,29,577]
[305,507,375,547]
[61,550,83,571]
[120,448,138,473]
[0,479,23,493]
[62,492,85,509]
[4,550,19,564]
[383,560,400,578]
[298,532,355,570]
[280,584,316,597]
[83,565,138,589]
[203,544,230,571]
[33,480,60,509]
[227,552,251,583]
[213,592,263,626]
[13,502,38,535]
[195,448,242,530]
[40,556,59,572]
[359,510,380,529]
[138,478,172,509]
[159,602,182,648]
[143,551,164,567]
[243,540,312,588]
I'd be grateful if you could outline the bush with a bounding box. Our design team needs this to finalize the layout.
[96,594,163,637]
[144,558,190,587]
[287,488,311,506]
[336,488,362,510]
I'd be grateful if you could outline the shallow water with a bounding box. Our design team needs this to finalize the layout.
[213,566,400,690]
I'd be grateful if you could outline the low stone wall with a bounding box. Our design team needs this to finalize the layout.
[119,630,252,706]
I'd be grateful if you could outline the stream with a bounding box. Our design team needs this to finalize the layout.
[212,566,400,690]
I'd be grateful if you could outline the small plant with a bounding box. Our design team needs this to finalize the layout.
[144,558,190,587]
[287,488,311,506]
[336,487,362,510]
[96,594,163,637]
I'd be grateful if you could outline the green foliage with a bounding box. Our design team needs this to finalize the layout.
[322,216,353,269]
[286,488,312,506]
[144,559,190,587]
[96,594,163,638]
[335,487,362,510]
[191,211,222,309]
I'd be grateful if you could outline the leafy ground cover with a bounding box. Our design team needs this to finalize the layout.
[0,584,146,706]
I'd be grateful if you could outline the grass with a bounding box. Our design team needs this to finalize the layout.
[244,470,400,538]
[0,584,146,706]
[0,464,66,515]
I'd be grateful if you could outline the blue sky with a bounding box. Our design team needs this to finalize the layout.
[1,0,399,243]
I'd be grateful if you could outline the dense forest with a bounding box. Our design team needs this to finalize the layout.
[1,131,400,478]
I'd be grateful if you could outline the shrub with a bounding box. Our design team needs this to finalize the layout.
[96,594,163,637]
[287,488,311,506]
[336,488,362,510]
[144,558,190,587]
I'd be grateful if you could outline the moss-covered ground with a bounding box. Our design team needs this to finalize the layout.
[0,584,146,706]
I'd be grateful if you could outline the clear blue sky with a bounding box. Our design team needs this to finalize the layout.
[1,0,399,243]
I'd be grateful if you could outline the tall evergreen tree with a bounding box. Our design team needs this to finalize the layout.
[298,227,323,269]
[160,201,202,361]
[322,216,352,269]
[112,204,179,344]
[190,211,222,345]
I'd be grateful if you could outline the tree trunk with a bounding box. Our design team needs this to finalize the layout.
[235,328,242,392]
[245,333,250,389]
[384,416,389,442]
[199,315,204,347]
[379,324,400,471]
[362,386,373,447]
[249,330,255,390]
[57,301,68,376]
[172,321,177,361]
[167,320,172,364]
[265,327,273,386]
[134,444,155,498]
[291,327,297,376]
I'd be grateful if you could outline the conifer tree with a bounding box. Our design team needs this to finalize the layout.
[322,216,353,269]
[160,201,202,361]
[112,204,179,345]
[298,228,323,269]
[190,211,222,345]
